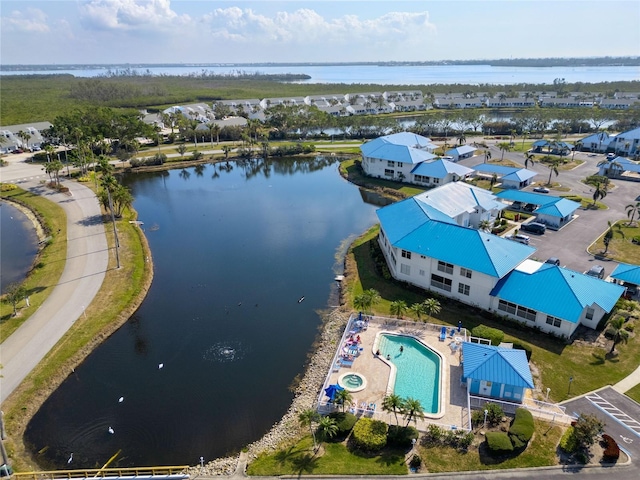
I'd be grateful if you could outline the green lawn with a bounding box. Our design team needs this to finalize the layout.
[345,227,640,403]
[560,194,607,210]
[587,221,640,265]
[625,383,640,403]
[247,437,408,476]
[419,420,563,472]
[339,158,426,198]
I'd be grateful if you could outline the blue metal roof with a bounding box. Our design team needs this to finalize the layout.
[361,140,436,164]
[462,342,534,388]
[415,182,506,218]
[490,264,625,323]
[446,145,476,155]
[535,198,580,217]
[411,159,473,178]
[496,190,558,205]
[611,263,640,285]
[377,199,534,278]
[473,164,520,175]
[383,132,435,148]
[502,170,537,182]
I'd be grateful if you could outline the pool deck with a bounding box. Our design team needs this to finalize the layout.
[320,315,470,431]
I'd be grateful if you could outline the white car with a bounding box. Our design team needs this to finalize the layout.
[506,234,530,245]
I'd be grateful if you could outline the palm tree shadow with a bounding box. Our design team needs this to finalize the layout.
[590,351,606,365]
[273,445,306,465]
[290,453,319,474]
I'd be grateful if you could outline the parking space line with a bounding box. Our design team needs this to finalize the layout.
[586,393,640,436]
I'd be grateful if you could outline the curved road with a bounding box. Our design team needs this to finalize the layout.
[0,159,108,404]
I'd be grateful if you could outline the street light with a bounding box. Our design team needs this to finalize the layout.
[546,387,551,402]
[483,409,488,429]
[568,376,574,395]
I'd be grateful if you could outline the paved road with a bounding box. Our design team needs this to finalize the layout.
[0,157,108,404]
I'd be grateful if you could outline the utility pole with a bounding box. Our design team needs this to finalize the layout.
[106,187,120,269]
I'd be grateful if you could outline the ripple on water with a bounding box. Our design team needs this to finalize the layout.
[202,341,248,363]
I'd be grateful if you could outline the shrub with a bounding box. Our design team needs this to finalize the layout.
[602,434,620,461]
[351,418,388,452]
[328,412,357,439]
[509,408,534,449]
[559,426,579,453]
[471,409,484,428]
[485,403,505,427]
[573,414,604,449]
[409,454,422,471]
[423,424,443,445]
[0,183,18,191]
[485,431,514,455]
[471,324,504,346]
[387,425,418,448]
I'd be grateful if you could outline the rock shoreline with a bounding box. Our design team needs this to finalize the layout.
[188,306,351,477]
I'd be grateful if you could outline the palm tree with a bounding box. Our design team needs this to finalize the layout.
[222,145,232,159]
[626,201,640,226]
[606,316,629,354]
[298,409,320,451]
[356,288,381,315]
[524,152,535,169]
[335,389,353,412]
[353,293,369,314]
[489,173,498,190]
[403,397,425,427]
[410,302,425,321]
[43,144,56,163]
[603,220,624,255]
[484,150,492,163]
[317,416,339,445]
[546,158,561,185]
[389,300,407,319]
[597,159,623,178]
[422,298,441,323]
[591,181,607,206]
[457,131,466,146]
[177,143,187,157]
[497,142,512,161]
[478,219,492,232]
[572,141,583,161]
[382,394,403,425]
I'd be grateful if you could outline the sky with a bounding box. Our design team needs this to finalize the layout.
[1,0,639,65]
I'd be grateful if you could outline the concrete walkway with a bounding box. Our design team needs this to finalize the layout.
[0,171,109,404]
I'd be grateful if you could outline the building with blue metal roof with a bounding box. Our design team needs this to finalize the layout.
[495,191,580,229]
[473,164,538,190]
[376,183,624,337]
[462,342,534,403]
[361,133,477,187]
[445,144,476,161]
[490,263,624,337]
[611,263,640,287]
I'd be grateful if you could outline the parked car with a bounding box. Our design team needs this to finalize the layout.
[606,153,616,160]
[545,257,560,266]
[506,234,530,245]
[511,201,523,210]
[523,203,537,212]
[585,265,605,279]
[623,283,638,299]
[521,222,546,234]
[533,186,550,193]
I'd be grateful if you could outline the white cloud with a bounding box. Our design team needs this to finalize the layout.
[201,7,436,53]
[79,0,190,31]
[1,7,50,33]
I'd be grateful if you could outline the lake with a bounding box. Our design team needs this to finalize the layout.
[2,64,638,85]
[24,157,382,468]
[0,201,38,294]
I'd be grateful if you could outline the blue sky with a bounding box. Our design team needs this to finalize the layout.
[1,1,639,65]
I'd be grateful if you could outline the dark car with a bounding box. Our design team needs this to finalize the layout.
[585,265,605,279]
[521,222,546,234]
[545,257,560,266]
[624,283,638,299]
[523,203,537,212]
[533,186,550,193]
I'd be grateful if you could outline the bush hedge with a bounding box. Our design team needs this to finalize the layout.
[328,412,357,440]
[351,418,388,452]
[511,341,533,361]
[485,431,514,454]
[387,425,418,448]
[559,426,579,453]
[471,324,505,346]
[602,434,620,461]
[509,408,535,449]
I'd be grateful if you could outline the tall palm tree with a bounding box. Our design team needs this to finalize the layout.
[334,389,353,412]
[389,300,408,319]
[591,181,608,206]
[546,158,561,185]
[603,220,624,255]
[382,394,403,425]
[422,298,441,323]
[606,316,629,354]
[298,409,320,451]
[484,150,492,163]
[497,142,512,161]
[489,173,498,190]
[626,201,640,226]
[457,131,466,146]
[524,152,535,169]
[403,397,425,427]
[410,302,425,321]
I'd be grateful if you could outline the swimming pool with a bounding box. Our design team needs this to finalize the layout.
[377,333,441,415]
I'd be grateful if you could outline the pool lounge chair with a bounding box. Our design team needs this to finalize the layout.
[439,326,447,341]
[449,328,455,338]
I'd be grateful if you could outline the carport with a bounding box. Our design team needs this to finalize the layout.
[495,191,580,230]
[610,263,640,299]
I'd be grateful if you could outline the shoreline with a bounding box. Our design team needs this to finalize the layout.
[2,197,48,243]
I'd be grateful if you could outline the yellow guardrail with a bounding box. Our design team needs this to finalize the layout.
[13,466,190,480]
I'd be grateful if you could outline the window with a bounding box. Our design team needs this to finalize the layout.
[414,174,430,183]
[498,300,536,321]
[437,261,454,274]
[460,267,472,279]
[400,264,410,275]
[458,283,470,296]
[384,169,394,177]
[546,315,562,328]
[419,269,425,276]
[401,250,411,259]
[431,274,452,292]
[387,160,395,167]
[585,308,594,320]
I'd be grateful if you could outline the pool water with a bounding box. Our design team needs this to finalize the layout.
[379,334,440,414]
